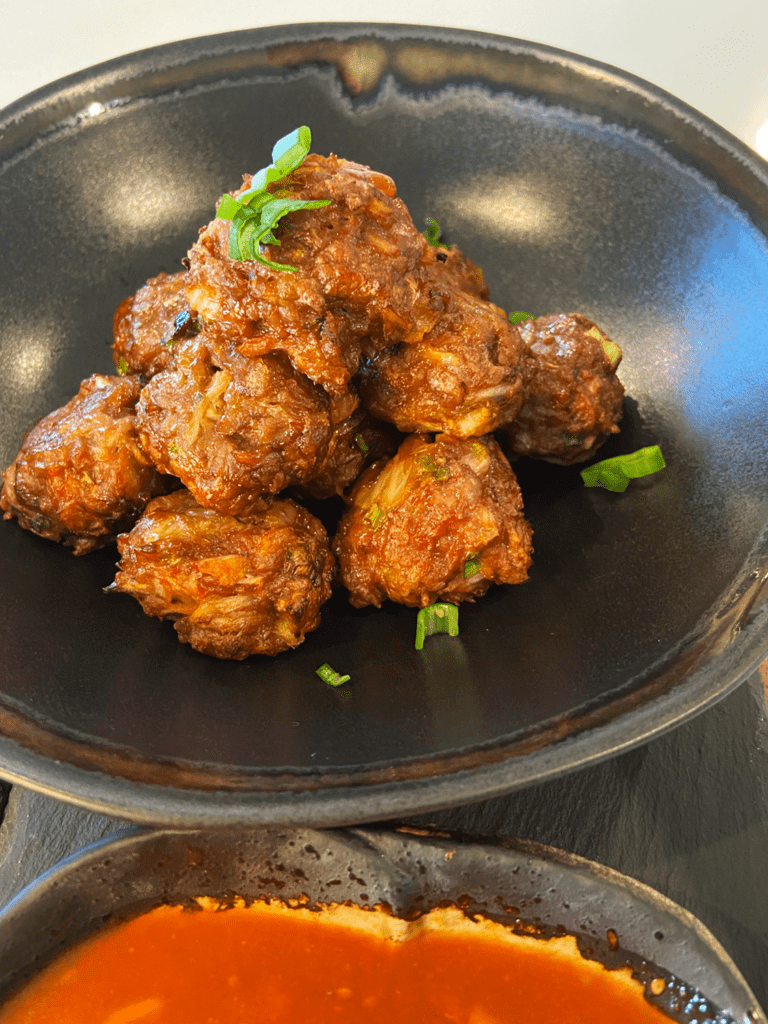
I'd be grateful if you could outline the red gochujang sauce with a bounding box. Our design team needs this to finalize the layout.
[0,899,675,1024]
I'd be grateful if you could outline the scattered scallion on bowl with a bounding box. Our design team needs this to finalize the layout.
[580,445,665,492]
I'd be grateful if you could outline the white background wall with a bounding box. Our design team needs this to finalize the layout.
[2,0,767,154]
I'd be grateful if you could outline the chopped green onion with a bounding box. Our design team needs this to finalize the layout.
[464,553,481,578]
[216,126,331,271]
[600,337,622,369]
[415,603,459,650]
[562,434,581,447]
[115,355,128,376]
[508,311,535,325]
[580,445,665,492]
[354,433,370,455]
[423,217,444,246]
[316,663,350,687]
[416,453,450,480]
[363,502,384,531]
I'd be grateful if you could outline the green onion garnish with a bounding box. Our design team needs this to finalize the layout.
[423,217,444,247]
[115,355,128,376]
[562,434,581,446]
[354,433,370,455]
[216,126,331,271]
[415,603,459,650]
[464,553,481,578]
[363,502,384,531]
[580,445,665,493]
[508,311,535,325]
[316,663,351,687]
[601,337,622,369]
[416,453,450,480]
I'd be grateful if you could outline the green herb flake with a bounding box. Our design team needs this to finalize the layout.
[316,663,351,687]
[416,453,450,480]
[508,311,535,325]
[354,433,370,455]
[562,434,581,447]
[167,440,181,459]
[580,445,666,493]
[464,553,481,578]
[423,217,444,247]
[216,126,331,271]
[363,502,384,531]
[115,355,129,376]
[415,603,459,650]
[600,337,622,369]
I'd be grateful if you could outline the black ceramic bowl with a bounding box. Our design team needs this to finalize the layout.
[1,24,767,825]
[0,826,763,1022]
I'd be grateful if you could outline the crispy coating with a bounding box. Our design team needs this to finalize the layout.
[112,490,334,659]
[333,433,533,608]
[135,327,334,517]
[1,374,167,554]
[502,313,625,464]
[113,271,198,380]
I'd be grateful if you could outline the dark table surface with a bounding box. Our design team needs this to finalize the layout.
[1,670,767,1012]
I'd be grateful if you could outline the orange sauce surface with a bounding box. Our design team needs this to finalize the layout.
[0,899,674,1024]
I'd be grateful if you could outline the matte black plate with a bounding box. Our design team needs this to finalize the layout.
[1,24,767,825]
[0,826,763,1022]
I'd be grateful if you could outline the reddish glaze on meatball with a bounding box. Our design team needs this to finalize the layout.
[111,490,335,659]
[135,327,335,517]
[1,374,167,554]
[333,433,533,609]
[502,313,624,464]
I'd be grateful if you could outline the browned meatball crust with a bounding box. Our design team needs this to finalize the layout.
[333,433,533,608]
[502,313,625,464]
[135,327,334,517]
[186,217,360,399]
[1,374,167,554]
[113,271,198,380]
[358,291,525,438]
[111,490,335,659]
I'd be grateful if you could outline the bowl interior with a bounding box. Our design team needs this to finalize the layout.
[0,25,767,821]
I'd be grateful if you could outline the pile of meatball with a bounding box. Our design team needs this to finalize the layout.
[0,151,624,660]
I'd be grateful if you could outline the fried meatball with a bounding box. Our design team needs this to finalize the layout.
[1,374,167,554]
[333,433,533,608]
[113,271,198,380]
[135,327,335,518]
[186,217,360,398]
[111,490,335,659]
[262,154,509,356]
[357,291,525,438]
[502,313,624,464]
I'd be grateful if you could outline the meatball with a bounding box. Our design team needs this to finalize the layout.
[333,433,533,608]
[113,271,198,380]
[502,313,625,464]
[0,374,167,554]
[135,327,334,517]
[186,216,361,399]
[357,291,525,438]
[261,153,510,357]
[111,490,335,659]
